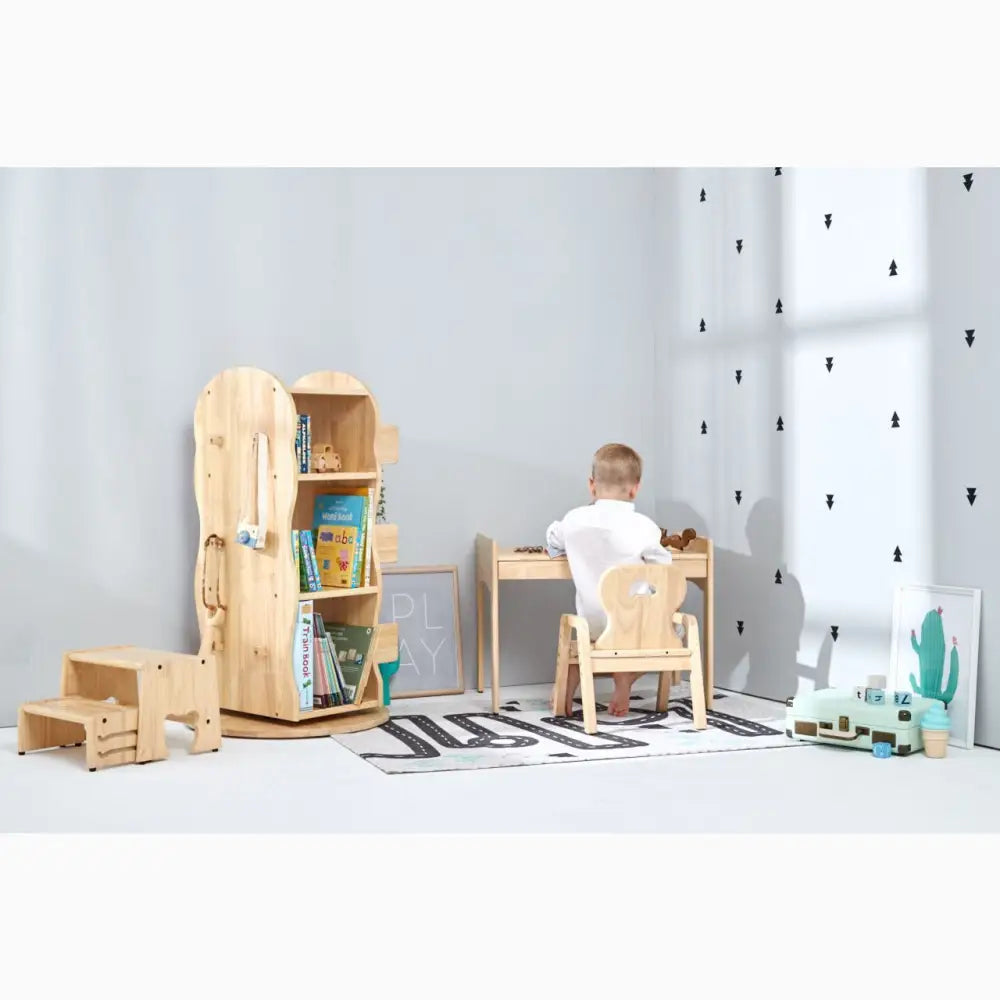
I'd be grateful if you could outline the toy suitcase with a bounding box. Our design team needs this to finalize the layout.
[785,688,935,756]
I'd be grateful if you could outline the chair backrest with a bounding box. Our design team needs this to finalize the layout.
[594,563,687,651]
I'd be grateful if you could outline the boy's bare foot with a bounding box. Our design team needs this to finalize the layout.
[608,674,637,717]
[608,672,642,716]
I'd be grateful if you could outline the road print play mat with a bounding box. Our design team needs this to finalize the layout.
[332,681,803,774]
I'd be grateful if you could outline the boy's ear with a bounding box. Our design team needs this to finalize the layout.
[588,477,597,497]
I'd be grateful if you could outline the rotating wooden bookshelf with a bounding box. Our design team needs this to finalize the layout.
[193,367,399,738]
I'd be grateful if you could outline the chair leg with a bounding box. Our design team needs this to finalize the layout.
[686,619,708,730]
[553,615,573,716]
[656,671,671,713]
[579,646,598,735]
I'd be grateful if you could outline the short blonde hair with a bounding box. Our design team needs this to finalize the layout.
[592,443,643,490]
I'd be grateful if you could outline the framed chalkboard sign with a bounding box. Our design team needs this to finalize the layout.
[379,566,464,698]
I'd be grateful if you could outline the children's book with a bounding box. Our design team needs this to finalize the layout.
[297,530,320,592]
[296,414,312,473]
[361,486,375,587]
[314,614,348,701]
[293,600,315,711]
[325,623,375,702]
[311,622,330,708]
[313,613,343,704]
[313,492,368,588]
[303,530,324,591]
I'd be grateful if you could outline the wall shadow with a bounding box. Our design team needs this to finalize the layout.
[659,497,832,702]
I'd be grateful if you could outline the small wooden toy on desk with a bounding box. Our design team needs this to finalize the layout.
[311,444,342,473]
[661,527,698,550]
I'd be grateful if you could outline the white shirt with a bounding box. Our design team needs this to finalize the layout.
[545,499,672,637]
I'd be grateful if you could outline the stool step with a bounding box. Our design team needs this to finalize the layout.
[21,697,138,735]
[68,647,202,671]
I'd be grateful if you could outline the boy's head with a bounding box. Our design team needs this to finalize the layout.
[589,443,643,501]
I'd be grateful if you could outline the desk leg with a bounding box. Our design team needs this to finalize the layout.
[704,569,714,709]
[490,581,500,714]
[477,580,485,693]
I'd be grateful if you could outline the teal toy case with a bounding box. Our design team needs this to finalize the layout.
[785,688,935,755]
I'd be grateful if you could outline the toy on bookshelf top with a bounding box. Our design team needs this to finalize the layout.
[311,444,342,473]
[515,546,545,554]
[661,527,698,550]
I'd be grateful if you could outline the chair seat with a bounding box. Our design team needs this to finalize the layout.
[554,563,708,734]
[590,648,690,659]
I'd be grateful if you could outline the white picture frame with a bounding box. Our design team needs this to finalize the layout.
[888,584,982,749]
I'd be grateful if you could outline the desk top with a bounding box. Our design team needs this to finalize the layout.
[496,541,710,563]
[476,533,711,585]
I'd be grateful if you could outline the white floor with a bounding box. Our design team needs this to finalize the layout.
[3,683,1000,833]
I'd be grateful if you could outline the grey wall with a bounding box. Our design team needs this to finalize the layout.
[653,167,1000,749]
[0,168,658,725]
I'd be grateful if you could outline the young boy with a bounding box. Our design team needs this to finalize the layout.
[545,443,671,718]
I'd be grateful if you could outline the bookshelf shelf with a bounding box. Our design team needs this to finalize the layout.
[301,698,382,720]
[299,587,380,602]
[193,367,399,739]
[298,471,377,482]
[291,386,369,397]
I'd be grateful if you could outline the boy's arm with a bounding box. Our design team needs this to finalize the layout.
[545,519,566,558]
[641,521,672,564]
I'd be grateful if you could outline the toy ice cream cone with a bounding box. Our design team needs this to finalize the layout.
[921,702,950,758]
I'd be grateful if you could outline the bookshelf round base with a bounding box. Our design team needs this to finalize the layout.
[219,707,390,739]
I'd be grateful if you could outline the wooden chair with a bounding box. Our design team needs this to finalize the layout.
[552,563,707,735]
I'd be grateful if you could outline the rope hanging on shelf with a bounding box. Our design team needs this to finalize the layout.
[201,533,227,652]
[236,431,269,550]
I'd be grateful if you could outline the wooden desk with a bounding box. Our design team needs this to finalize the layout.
[475,534,715,714]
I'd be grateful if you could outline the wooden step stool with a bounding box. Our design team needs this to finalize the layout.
[18,645,221,771]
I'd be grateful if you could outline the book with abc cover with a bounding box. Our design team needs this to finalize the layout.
[313,491,368,588]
